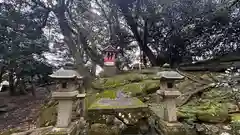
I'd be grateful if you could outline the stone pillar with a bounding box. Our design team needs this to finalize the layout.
[77,93,86,117]
[156,90,163,104]
[162,91,181,122]
[158,90,186,135]
[52,91,78,128]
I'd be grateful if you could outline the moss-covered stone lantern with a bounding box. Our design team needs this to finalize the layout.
[49,68,83,92]
[155,64,184,122]
[48,68,83,134]
[102,45,118,77]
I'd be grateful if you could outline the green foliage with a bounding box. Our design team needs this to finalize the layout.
[0,2,53,85]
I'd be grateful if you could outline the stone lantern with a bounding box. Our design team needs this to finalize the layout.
[155,65,184,123]
[102,45,118,77]
[49,68,83,128]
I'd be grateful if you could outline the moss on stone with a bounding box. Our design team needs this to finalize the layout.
[92,73,147,90]
[116,80,159,96]
[120,83,144,96]
[196,101,228,123]
[230,113,240,122]
[178,101,228,123]
[142,80,159,94]
[88,97,147,110]
[96,90,117,99]
[201,88,233,102]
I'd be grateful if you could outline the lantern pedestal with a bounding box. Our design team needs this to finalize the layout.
[52,91,78,128]
[46,121,79,135]
[161,90,181,122]
[157,119,186,135]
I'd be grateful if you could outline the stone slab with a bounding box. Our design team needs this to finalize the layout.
[52,91,78,100]
[88,97,147,110]
[77,93,86,98]
[163,91,181,97]
[155,71,184,80]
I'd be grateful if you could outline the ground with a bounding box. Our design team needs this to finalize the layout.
[1,68,240,135]
[0,87,50,134]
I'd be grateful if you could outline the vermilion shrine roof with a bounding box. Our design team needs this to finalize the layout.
[102,45,118,52]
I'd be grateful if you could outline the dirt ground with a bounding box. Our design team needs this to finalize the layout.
[0,87,50,133]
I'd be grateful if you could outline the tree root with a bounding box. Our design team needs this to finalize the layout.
[176,69,210,85]
[208,73,219,82]
[178,83,216,107]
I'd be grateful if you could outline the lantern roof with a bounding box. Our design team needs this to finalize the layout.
[103,45,118,52]
[49,68,83,79]
[163,63,170,68]
[155,71,184,80]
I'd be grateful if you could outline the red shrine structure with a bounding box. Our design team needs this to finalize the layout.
[103,45,118,66]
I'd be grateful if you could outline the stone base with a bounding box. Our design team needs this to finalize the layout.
[45,122,78,135]
[102,65,118,77]
[157,120,186,135]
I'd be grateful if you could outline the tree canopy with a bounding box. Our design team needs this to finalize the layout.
[0,0,240,91]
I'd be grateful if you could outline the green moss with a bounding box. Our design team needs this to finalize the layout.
[118,80,159,96]
[230,113,240,122]
[196,101,228,123]
[201,88,233,102]
[96,90,117,99]
[177,106,198,122]
[120,83,145,96]
[92,73,147,90]
[178,101,228,123]
[142,80,159,93]
[86,90,117,110]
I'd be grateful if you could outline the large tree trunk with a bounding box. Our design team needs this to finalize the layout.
[53,4,92,78]
[18,78,28,95]
[9,69,16,96]
[116,2,157,66]
[0,66,5,82]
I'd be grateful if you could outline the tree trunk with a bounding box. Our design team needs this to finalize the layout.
[30,76,36,97]
[54,6,92,78]
[116,3,157,66]
[18,78,28,95]
[0,66,5,83]
[9,69,16,96]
